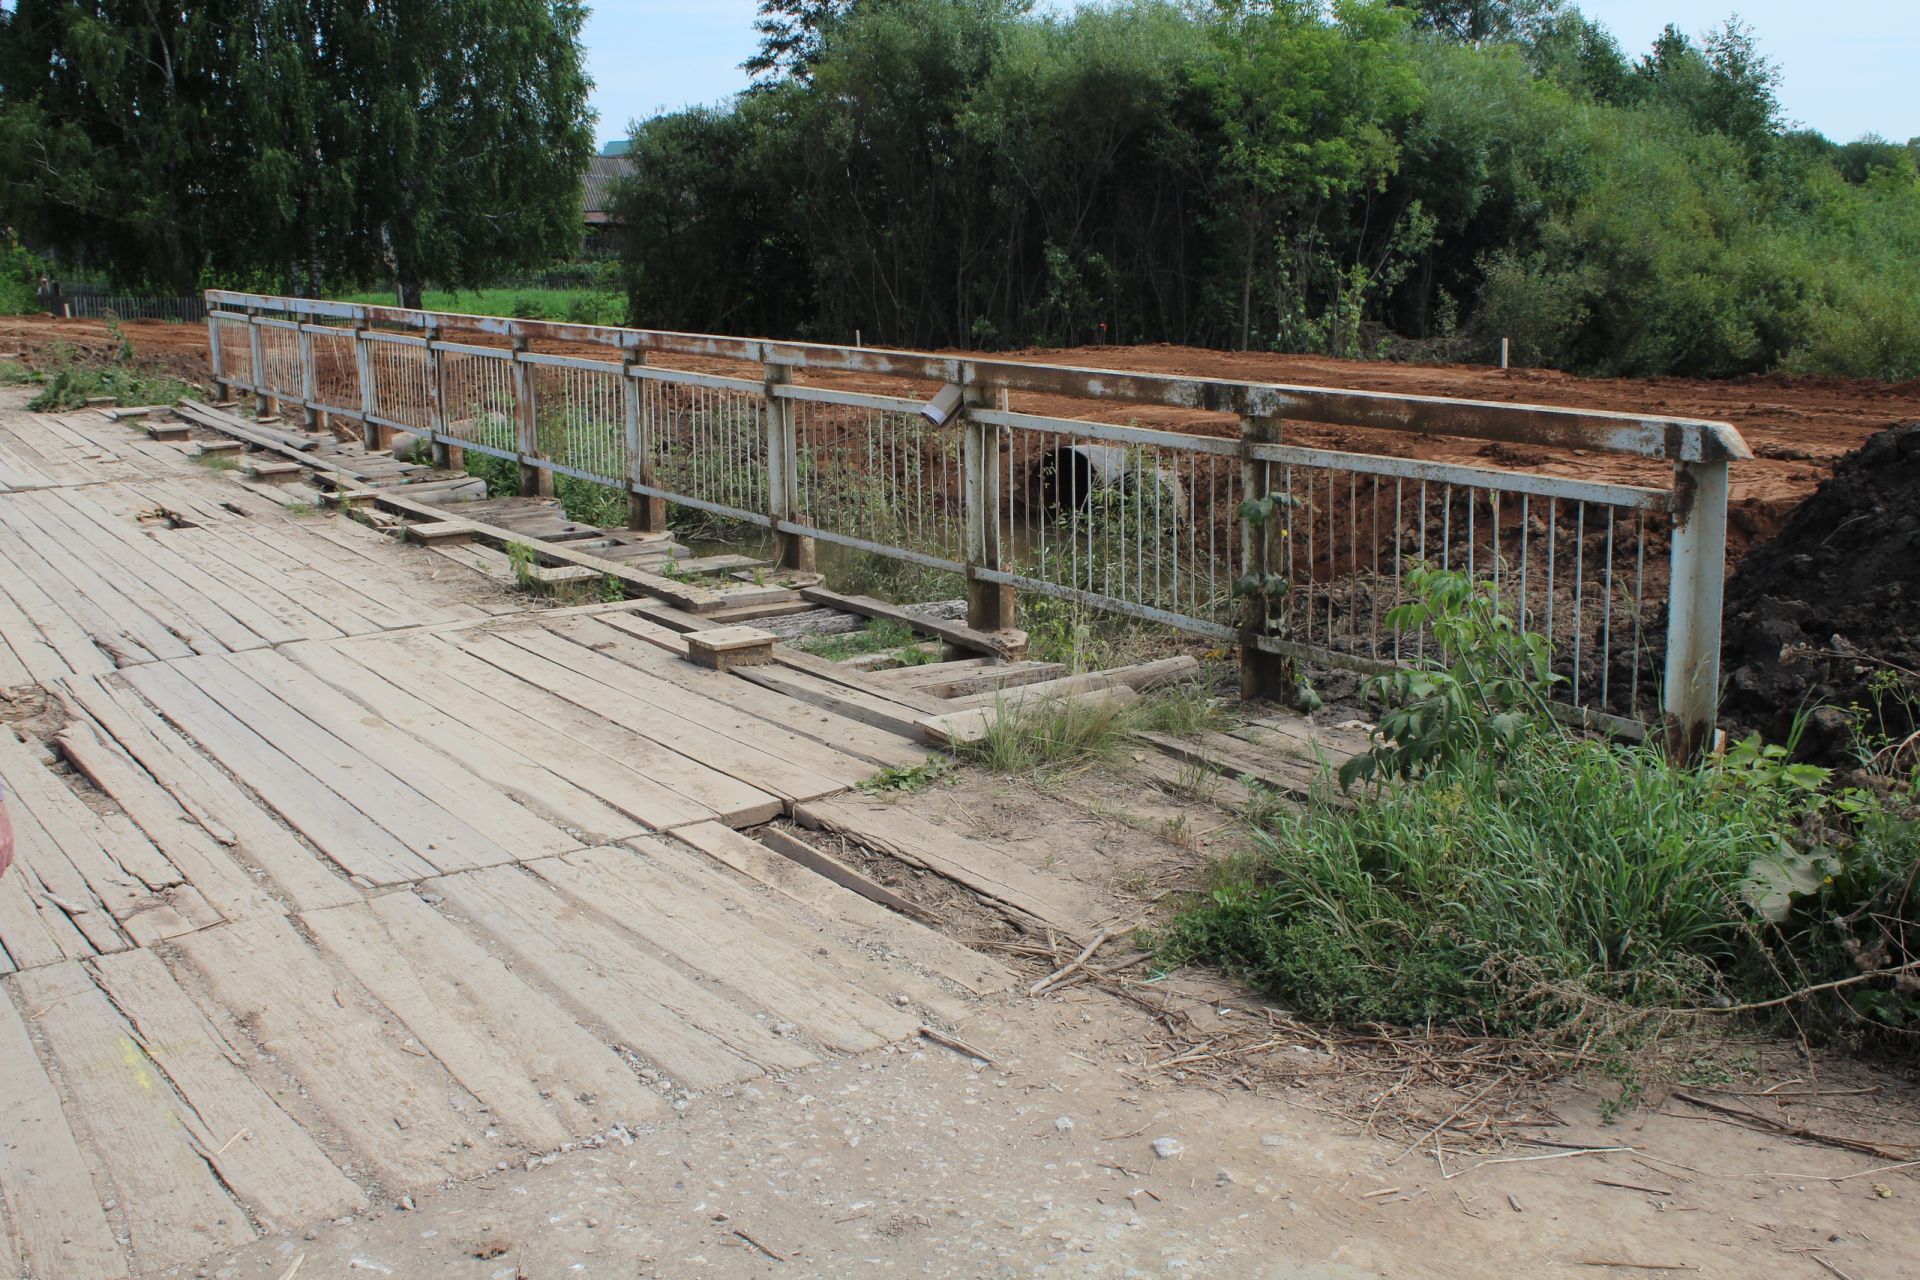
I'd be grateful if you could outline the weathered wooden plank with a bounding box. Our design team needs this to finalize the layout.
[54,720,285,924]
[0,738,130,956]
[0,494,188,663]
[355,635,724,830]
[10,962,256,1270]
[794,796,1087,936]
[285,641,649,845]
[755,826,935,922]
[670,822,1009,997]
[948,656,1199,709]
[800,586,1027,659]
[488,625,862,798]
[302,892,663,1150]
[0,978,130,1279]
[173,915,502,1187]
[0,724,180,893]
[62,675,359,912]
[120,663,439,885]
[530,846,919,1053]
[87,946,366,1230]
[919,686,1141,748]
[222,648,580,861]
[164,653,524,874]
[13,487,249,657]
[428,863,812,1088]
[436,632,786,825]
[0,535,123,677]
[557,617,928,771]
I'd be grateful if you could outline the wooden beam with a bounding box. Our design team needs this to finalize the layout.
[800,586,1026,660]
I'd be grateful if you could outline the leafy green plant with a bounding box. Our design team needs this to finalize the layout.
[505,540,539,589]
[860,756,952,795]
[1338,563,1560,790]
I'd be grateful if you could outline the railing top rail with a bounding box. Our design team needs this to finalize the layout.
[206,290,1751,465]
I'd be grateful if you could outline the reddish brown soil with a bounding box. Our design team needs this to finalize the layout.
[8,314,1914,558]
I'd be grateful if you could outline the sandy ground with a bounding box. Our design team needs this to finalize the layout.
[145,770,1920,1280]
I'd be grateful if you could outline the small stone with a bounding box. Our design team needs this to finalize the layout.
[773,1021,797,1038]
[894,994,912,1007]
[1151,1137,1182,1160]
[1260,1135,1284,1149]
[1215,1168,1235,1186]
[1054,1115,1074,1134]
[397,1195,415,1211]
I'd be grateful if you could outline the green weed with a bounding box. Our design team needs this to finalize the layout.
[860,756,953,795]
[194,453,239,472]
[1158,567,1920,1048]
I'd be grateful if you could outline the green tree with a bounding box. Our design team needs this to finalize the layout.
[0,0,595,301]
[1195,0,1424,350]
[744,0,856,83]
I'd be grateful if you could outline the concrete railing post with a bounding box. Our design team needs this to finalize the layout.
[511,333,550,497]
[1237,414,1293,701]
[962,383,1014,633]
[297,324,321,432]
[623,349,666,532]
[353,325,379,450]
[245,308,269,416]
[765,362,815,572]
[205,304,228,402]
[1663,459,1729,761]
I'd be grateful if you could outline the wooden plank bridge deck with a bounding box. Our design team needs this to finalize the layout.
[0,399,1018,1278]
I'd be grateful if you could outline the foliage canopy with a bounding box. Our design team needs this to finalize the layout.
[0,0,596,303]
[629,0,1920,380]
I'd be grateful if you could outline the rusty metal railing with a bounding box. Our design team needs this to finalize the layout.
[203,290,1748,752]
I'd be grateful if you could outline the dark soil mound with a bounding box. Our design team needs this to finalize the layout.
[1721,422,1920,762]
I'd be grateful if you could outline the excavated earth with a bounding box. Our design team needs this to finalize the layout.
[1720,421,1920,760]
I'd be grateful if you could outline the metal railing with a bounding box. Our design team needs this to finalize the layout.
[55,289,207,323]
[204,290,1749,753]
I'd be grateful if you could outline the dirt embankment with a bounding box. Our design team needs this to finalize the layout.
[1720,422,1920,758]
[8,314,1915,560]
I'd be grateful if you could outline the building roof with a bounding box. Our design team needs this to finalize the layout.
[583,154,635,224]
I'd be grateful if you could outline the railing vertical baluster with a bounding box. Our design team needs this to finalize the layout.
[208,312,228,402]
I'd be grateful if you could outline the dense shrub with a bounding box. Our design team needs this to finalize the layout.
[616,1,1919,381]
[1159,569,1920,1041]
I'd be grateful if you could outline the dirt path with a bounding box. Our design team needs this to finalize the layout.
[151,766,1920,1280]
[7,315,1915,560]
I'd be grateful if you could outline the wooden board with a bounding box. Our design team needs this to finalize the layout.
[119,662,443,885]
[530,845,920,1053]
[283,641,650,845]
[9,962,257,1270]
[173,915,502,1187]
[557,616,928,771]
[0,979,130,1278]
[61,675,361,913]
[220,648,582,860]
[301,892,663,1151]
[434,632,789,824]
[427,863,814,1088]
[88,948,366,1231]
[794,796,1088,935]
[670,822,1009,997]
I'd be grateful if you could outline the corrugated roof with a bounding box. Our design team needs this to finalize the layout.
[583,155,635,219]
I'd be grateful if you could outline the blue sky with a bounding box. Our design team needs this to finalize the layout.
[582,1,1917,149]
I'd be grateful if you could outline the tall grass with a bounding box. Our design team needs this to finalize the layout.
[1159,567,1920,1041]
